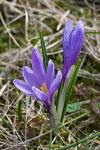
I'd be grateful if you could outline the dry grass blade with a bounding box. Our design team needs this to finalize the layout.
[0,12,21,48]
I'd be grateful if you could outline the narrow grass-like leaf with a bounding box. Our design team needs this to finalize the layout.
[61,59,81,122]
[86,31,100,35]
[56,81,64,110]
[16,99,22,122]
[60,131,100,150]
[57,65,75,122]
[39,32,48,70]
[48,131,52,150]
[26,96,30,111]
[50,98,58,129]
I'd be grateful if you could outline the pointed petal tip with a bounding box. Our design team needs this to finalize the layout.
[64,18,73,31]
[32,47,38,51]
[32,47,41,60]
[13,79,33,96]
[32,47,38,56]
[48,59,54,70]
[22,66,33,74]
[48,59,53,65]
[57,70,62,79]
[22,66,27,73]
[78,20,85,25]
[32,46,45,83]
[77,20,85,33]
[48,70,62,100]
[63,19,74,52]
[66,18,73,24]
[46,59,55,89]
[13,79,16,85]
[32,48,42,59]
[13,79,19,85]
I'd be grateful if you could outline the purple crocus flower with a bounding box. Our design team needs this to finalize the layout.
[62,19,84,81]
[13,48,62,110]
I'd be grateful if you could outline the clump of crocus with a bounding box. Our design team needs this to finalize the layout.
[13,19,85,128]
[13,48,62,112]
[62,19,84,81]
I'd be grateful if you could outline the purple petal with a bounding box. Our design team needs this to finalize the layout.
[62,20,84,81]
[13,79,33,96]
[49,71,62,100]
[63,54,80,81]
[32,48,46,84]
[46,59,54,89]
[69,20,84,55]
[62,57,73,81]
[23,66,40,88]
[63,19,73,53]
[32,87,50,107]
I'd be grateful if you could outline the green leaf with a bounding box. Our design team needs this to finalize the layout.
[39,32,48,70]
[56,81,64,110]
[48,131,52,150]
[16,99,22,122]
[67,102,81,113]
[61,59,81,122]
[86,31,100,35]
[26,96,30,111]
[57,65,74,122]
[50,98,58,129]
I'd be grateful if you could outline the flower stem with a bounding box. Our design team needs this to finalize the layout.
[50,99,58,129]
